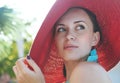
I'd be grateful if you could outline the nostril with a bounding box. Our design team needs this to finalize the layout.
[66,34,75,40]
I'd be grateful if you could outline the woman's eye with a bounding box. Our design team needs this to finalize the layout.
[76,25,85,30]
[57,27,66,32]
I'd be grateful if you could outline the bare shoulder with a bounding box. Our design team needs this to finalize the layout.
[70,62,112,83]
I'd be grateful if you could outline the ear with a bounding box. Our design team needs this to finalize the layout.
[91,32,100,46]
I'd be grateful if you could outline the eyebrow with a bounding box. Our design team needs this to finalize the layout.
[56,24,65,26]
[74,20,85,24]
[56,20,85,26]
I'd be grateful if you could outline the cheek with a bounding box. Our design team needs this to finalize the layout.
[77,34,93,47]
[55,36,64,54]
[77,35,92,57]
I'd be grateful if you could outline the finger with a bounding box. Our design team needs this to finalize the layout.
[15,58,31,74]
[13,66,18,76]
[15,58,27,71]
[13,65,21,80]
[13,65,25,83]
[26,55,42,73]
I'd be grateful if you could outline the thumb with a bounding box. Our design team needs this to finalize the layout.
[25,55,42,73]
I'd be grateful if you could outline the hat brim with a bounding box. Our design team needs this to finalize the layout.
[30,0,120,82]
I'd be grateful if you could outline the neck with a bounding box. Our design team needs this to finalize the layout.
[64,56,88,80]
[64,61,79,80]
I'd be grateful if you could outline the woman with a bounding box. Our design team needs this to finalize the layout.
[13,0,120,83]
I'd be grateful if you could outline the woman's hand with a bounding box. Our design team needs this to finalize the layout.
[13,56,45,83]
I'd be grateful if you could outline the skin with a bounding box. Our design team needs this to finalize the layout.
[55,8,99,61]
[13,8,112,83]
[55,8,100,80]
[13,58,45,83]
[70,62,112,83]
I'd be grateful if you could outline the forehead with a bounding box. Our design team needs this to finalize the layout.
[57,8,92,24]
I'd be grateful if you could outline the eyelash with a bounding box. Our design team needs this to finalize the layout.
[76,25,85,30]
[56,27,66,32]
[56,24,85,33]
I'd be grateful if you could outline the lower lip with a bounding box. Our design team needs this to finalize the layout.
[64,46,78,50]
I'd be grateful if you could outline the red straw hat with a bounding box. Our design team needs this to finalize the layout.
[30,0,120,83]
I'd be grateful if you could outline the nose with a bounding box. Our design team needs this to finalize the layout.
[66,32,76,40]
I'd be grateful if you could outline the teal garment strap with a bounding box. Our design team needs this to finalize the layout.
[87,49,98,62]
[66,80,69,83]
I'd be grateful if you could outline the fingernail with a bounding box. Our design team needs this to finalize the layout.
[27,55,31,60]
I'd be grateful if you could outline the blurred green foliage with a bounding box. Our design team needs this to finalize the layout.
[0,6,33,78]
[0,40,32,77]
[0,6,26,37]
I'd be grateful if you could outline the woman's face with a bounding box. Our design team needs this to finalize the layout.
[55,8,100,61]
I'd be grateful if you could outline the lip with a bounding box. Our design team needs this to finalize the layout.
[64,44,79,50]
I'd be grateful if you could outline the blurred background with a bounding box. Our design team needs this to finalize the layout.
[0,0,119,83]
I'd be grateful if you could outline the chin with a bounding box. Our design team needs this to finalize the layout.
[63,56,81,62]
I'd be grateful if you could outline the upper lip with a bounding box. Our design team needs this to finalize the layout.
[64,44,79,49]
